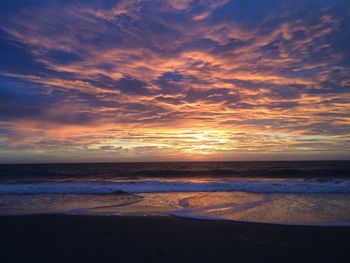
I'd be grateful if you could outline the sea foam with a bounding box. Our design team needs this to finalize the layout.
[1,178,350,194]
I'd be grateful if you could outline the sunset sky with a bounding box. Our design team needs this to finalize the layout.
[0,0,349,163]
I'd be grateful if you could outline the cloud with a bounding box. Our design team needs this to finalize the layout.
[0,0,349,161]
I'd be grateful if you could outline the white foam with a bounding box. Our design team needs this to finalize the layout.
[1,179,350,194]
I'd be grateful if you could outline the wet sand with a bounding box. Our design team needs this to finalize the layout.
[0,215,349,263]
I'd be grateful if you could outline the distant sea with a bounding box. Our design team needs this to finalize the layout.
[1,161,350,225]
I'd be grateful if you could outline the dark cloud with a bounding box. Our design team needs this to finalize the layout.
[45,50,82,65]
[114,76,150,94]
[0,29,50,75]
[185,88,239,104]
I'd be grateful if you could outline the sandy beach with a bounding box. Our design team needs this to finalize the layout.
[1,215,349,263]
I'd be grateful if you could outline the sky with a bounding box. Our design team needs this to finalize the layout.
[0,0,349,163]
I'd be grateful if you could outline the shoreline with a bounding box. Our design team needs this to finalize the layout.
[1,214,349,262]
[3,212,350,227]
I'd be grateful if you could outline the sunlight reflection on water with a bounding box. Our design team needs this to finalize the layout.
[1,192,350,226]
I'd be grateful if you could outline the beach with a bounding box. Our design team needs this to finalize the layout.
[1,215,349,263]
[1,162,350,262]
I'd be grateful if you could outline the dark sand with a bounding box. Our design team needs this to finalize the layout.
[0,215,349,263]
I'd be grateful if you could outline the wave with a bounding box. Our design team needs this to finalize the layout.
[1,179,350,194]
[1,161,349,182]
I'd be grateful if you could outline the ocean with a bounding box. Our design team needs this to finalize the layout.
[1,161,350,226]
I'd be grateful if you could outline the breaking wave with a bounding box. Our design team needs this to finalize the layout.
[1,178,350,194]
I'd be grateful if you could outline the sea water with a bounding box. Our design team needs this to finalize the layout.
[0,161,350,226]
